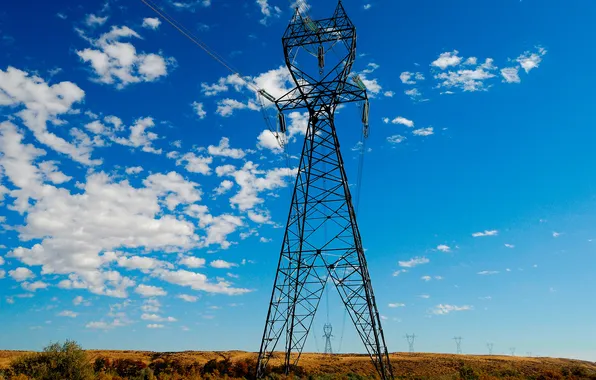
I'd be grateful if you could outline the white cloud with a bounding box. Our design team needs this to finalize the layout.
[432,304,473,315]
[405,88,422,99]
[387,135,406,144]
[58,310,78,318]
[363,4,371,10]
[419,294,430,299]
[85,14,108,27]
[421,275,432,282]
[213,180,234,197]
[22,281,48,292]
[125,166,143,175]
[141,313,176,322]
[437,244,451,253]
[0,68,99,166]
[398,256,429,268]
[504,244,515,249]
[216,161,296,211]
[517,47,547,73]
[169,0,212,11]
[431,51,462,70]
[501,67,520,83]
[477,270,499,275]
[9,267,35,282]
[73,296,90,306]
[256,0,282,25]
[552,231,561,238]
[208,137,245,159]
[383,91,394,97]
[388,303,405,308]
[259,237,272,243]
[77,26,175,88]
[177,152,212,175]
[434,58,497,92]
[472,230,498,237]
[216,99,259,117]
[142,18,161,30]
[192,101,207,119]
[210,259,238,269]
[177,294,198,302]
[178,256,206,268]
[392,269,406,277]
[117,256,170,271]
[135,284,167,297]
[391,117,414,127]
[400,72,425,84]
[147,324,164,329]
[111,117,162,154]
[154,268,251,295]
[412,127,433,136]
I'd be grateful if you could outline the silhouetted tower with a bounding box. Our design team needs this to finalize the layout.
[487,343,494,355]
[256,3,392,380]
[510,347,516,356]
[453,337,462,354]
[323,323,333,354]
[405,334,416,353]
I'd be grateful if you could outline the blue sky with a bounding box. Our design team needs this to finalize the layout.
[0,0,595,360]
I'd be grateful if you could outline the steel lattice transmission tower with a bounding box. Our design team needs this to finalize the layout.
[405,334,416,353]
[487,343,494,355]
[323,323,334,354]
[256,2,393,380]
[453,337,462,354]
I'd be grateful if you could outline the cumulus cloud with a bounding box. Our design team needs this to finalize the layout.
[400,72,424,84]
[434,58,497,92]
[208,137,245,159]
[390,117,414,127]
[178,256,206,268]
[388,303,405,308]
[154,268,250,295]
[0,68,99,165]
[477,270,499,275]
[501,67,520,83]
[387,135,406,144]
[437,245,451,253]
[517,47,547,73]
[142,18,161,29]
[77,26,175,88]
[431,51,462,70]
[9,267,35,282]
[135,284,167,297]
[257,0,282,25]
[210,259,238,269]
[192,101,206,119]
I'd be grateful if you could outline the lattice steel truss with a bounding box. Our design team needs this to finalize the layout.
[256,3,393,380]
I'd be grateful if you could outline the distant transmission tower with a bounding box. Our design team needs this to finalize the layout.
[453,337,462,354]
[526,352,532,357]
[487,343,494,355]
[510,347,516,356]
[405,334,416,353]
[323,323,333,354]
[256,3,392,380]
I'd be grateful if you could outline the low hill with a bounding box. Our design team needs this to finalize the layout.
[1,350,595,379]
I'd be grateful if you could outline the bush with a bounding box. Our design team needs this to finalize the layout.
[10,340,93,380]
[459,364,479,380]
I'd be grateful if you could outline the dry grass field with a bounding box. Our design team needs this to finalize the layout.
[1,350,595,379]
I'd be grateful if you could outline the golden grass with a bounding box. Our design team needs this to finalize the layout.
[1,350,594,378]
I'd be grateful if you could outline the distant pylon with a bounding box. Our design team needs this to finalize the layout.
[453,337,462,354]
[487,343,494,355]
[323,323,333,354]
[510,347,516,356]
[405,334,416,353]
[526,352,532,357]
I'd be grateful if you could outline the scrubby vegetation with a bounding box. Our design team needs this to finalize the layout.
[1,341,596,380]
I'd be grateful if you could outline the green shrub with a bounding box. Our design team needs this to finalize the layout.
[459,364,479,380]
[10,340,93,380]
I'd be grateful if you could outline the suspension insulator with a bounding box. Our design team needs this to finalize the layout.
[362,100,369,125]
[278,112,287,134]
[318,45,325,74]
